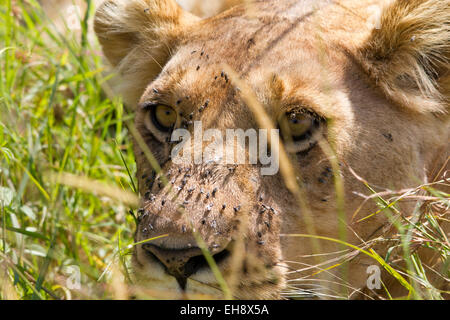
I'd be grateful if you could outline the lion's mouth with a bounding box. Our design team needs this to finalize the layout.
[141,242,232,290]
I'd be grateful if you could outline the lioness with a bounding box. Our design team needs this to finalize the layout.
[94,0,449,299]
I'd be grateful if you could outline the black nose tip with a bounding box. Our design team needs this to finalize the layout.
[142,243,230,289]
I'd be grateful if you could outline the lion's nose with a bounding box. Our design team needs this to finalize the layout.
[142,243,230,289]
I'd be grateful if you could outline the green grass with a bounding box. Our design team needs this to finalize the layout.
[0,0,449,300]
[0,0,137,299]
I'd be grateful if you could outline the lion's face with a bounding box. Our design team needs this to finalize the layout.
[95,0,449,299]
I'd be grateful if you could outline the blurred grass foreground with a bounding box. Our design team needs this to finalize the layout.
[0,0,141,300]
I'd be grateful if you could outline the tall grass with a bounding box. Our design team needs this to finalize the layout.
[0,0,137,299]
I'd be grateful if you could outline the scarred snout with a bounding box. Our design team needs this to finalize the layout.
[135,163,243,288]
[133,162,284,298]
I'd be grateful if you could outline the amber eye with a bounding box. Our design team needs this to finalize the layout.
[150,104,177,132]
[278,111,322,153]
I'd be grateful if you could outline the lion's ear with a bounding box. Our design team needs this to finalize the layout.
[94,0,199,107]
[358,0,449,114]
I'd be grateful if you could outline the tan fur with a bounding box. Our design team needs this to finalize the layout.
[94,0,200,106]
[358,0,450,114]
[95,0,449,299]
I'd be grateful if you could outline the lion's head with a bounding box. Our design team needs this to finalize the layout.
[94,0,449,299]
